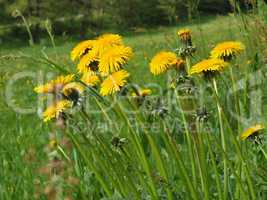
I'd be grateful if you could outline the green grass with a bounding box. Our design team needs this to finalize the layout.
[1,14,267,199]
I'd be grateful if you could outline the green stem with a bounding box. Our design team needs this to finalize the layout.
[174,89,197,188]
[45,20,58,58]
[196,122,210,200]
[208,131,250,199]
[15,10,34,46]
[217,102,257,200]
[212,77,228,200]
[256,139,267,160]
[67,131,113,197]
[94,98,143,198]
[229,67,241,132]
[185,56,191,75]
[205,133,224,200]
[163,130,199,200]
[113,102,159,200]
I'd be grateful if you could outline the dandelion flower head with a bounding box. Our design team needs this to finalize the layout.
[190,58,228,75]
[177,29,191,42]
[99,45,133,74]
[91,34,123,57]
[240,124,264,140]
[210,41,245,60]
[81,73,100,86]
[43,100,72,122]
[34,74,74,94]
[149,51,178,75]
[77,53,99,74]
[71,40,95,61]
[62,82,85,97]
[100,70,129,96]
[132,88,152,97]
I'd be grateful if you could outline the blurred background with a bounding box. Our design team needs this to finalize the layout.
[0,0,258,44]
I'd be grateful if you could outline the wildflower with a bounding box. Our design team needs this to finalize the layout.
[71,40,95,61]
[51,74,74,85]
[100,70,129,96]
[177,29,192,44]
[149,51,179,75]
[62,82,85,106]
[34,75,74,94]
[240,124,264,140]
[34,83,54,93]
[77,53,99,74]
[81,73,100,86]
[92,33,123,56]
[62,82,84,96]
[43,100,72,122]
[210,41,245,61]
[190,58,228,75]
[49,140,58,149]
[132,88,152,106]
[132,89,152,97]
[98,45,133,74]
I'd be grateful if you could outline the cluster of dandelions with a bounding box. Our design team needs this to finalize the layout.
[149,28,265,141]
[34,33,151,122]
[33,29,265,142]
[30,26,267,200]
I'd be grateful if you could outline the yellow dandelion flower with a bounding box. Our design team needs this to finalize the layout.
[43,100,72,122]
[92,33,123,56]
[177,29,191,42]
[77,53,99,74]
[99,45,133,74]
[240,124,264,140]
[62,82,85,97]
[139,89,152,96]
[49,139,58,149]
[100,70,129,96]
[34,83,54,93]
[132,89,152,97]
[34,74,74,94]
[81,73,100,86]
[51,74,75,85]
[210,41,245,60]
[190,58,228,75]
[71,40,95,61]
[62,82,85,105]
[149,51,178,75]
[96,33,122,45]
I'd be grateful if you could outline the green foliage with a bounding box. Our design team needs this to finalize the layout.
[258,0,267,23]
[0,0,236,41]
[157,0,183,24]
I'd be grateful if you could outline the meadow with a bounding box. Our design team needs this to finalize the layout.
[0,12,267,200]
